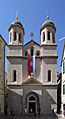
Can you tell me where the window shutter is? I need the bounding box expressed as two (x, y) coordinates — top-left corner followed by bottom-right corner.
(63, 62), (65, 73)
(63, 85), (65, 94)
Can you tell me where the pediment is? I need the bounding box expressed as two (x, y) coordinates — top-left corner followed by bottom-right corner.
(22, 77), (43, 85)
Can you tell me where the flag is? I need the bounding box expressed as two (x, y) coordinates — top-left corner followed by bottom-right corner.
(30, 56), (33, 75)
(28, 55), (30, 76)
(33, 55), (35, 75)
(28, 55), (35, 77)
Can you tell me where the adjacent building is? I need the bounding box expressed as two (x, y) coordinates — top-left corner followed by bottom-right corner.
(57, 72), (61, 114)
(0, 35), (6, 114)
(61, 42), (65, 115)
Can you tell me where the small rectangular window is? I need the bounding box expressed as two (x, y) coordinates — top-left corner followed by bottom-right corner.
(48, 31), (50, 40)
(63, 62), (65, 73)
(63, 85), (65, 94)
(14, 32), (17, 41)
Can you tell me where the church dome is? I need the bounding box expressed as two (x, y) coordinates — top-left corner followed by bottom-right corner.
(40, 17), (56, 34)
(8, 17), (25, 34)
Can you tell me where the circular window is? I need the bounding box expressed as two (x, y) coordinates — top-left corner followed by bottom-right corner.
(25, 51), (28, 56)
(36, 51), (40, 56)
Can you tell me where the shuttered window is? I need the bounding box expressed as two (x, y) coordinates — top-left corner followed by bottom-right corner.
(63, 85), (65, 94)
(63, 62), (65, 73)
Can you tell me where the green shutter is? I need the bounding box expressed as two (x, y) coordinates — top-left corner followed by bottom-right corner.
(63, 62), (65, 73)
(63, 85), (65, 94)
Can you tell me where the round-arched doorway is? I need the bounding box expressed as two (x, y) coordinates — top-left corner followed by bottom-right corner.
(25, 92), (40, 114)
(28, 95), (36, 113)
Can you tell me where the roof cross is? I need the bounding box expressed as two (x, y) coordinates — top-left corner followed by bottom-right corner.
(30, 32), (34, 40)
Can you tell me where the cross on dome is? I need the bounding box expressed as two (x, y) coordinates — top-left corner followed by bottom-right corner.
(46, 10), (49, 20)
(16, 11), (18, 21)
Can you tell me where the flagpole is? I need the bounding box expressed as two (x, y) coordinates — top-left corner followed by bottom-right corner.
(59, 37), (65, 41)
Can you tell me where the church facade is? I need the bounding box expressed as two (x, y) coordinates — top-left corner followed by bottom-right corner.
(6, 16), (58, 115)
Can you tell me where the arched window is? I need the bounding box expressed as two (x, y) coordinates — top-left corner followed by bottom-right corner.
(48, 70), (51, 82)
(13, 70), (16, 82)
(52, 33), (55, 43)
(19, 33), (21, 42)
(25, 50), (28, 56)
(10, 32), (12, 42)
(14, 31), (17, 41)
(48, 31), (50, 40)
(43, 32), (45, 42)
(36, 51), (40, 56)
(31, 47), (33, 56)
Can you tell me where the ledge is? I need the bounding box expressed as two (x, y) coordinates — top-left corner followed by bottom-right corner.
(40, 56), (58, 58)
(7, 56), (23, 59)
(41, 44), (57, 47)
(7, 82), (22, 86)
(43, 83), (58, 86)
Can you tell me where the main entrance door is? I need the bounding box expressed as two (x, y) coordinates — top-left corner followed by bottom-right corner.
(29, 102), (35, 113)
(29, 96), (36, 113)
(25, 92), (39, 114)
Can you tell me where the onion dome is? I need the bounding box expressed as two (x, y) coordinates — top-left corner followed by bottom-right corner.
(40, 16), (56, 34)
(8, 16), (25, 35)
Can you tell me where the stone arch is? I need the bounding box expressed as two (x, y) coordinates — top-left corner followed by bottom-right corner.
(25, 91), (40, 113)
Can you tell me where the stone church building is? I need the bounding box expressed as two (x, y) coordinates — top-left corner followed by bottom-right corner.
(6, 16), (58, 115)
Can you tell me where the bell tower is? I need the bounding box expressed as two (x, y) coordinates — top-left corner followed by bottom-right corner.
(7, 16), (25, 84)
(40, 17), (57, 84)
(8, 16), (25, 45)
(40, 16), (56, 45)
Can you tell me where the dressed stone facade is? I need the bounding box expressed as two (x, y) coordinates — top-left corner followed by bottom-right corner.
(0, 35), (6, 114)
(6, 16), (57, 115)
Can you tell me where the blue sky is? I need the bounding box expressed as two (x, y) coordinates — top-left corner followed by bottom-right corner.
(0, 0), (65, 72)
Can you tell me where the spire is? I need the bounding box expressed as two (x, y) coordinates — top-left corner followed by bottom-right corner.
(30, 32), (34, 40)
(46, 10), (49, 20)
(16, 11), (18, 21)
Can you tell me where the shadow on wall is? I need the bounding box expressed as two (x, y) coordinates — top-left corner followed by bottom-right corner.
(42, 86), (57, 114)
(5, 85), (57, 116)
(5, 87), (23, 115)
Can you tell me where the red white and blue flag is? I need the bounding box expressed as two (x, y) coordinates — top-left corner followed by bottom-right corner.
(28, 55), (35, 78)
